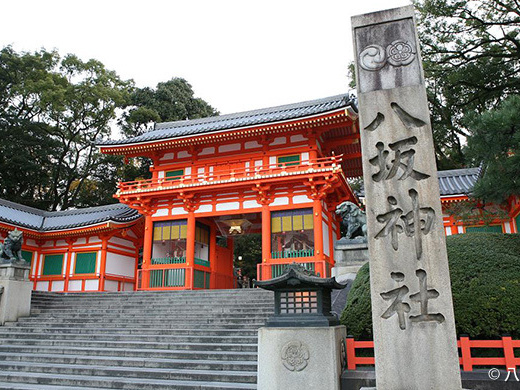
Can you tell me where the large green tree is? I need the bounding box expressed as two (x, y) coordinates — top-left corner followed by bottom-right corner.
(0, 46), (132, 210)
(414, 0), (520, 169)
(120, 77), (218, 138)
(465, 95), (520, 203)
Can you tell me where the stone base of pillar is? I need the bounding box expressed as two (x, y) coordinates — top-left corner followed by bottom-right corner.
(258, 325), (346, 390)
(0, 263), (32, 325)
(332, 241), (369, 278)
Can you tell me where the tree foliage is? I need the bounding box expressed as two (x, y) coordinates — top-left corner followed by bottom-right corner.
(233, 234), (262, 279)
(414, 0), (520, 169)
(0, 46), (132, 210)
(465, 95), (520, 203)
(120, 77), (218, 138)
(340, 233), (520, 340)
(0, 47), (218, 210)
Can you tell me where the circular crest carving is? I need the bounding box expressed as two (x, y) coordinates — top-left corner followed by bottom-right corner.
(386, 40), (416, 67)
(281, 341), (310, 371)
(359, 44), (386, 71)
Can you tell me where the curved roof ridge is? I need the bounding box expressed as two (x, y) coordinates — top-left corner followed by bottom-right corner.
(98, 94), (354, 147)
(0, 198), (141, 232)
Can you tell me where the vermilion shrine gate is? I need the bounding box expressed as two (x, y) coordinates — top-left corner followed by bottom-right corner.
(99, 95), (362, 290)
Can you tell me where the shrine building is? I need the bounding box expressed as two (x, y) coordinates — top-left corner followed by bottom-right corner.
(1, 94), (519, 293)
(99, 95), (362, 290)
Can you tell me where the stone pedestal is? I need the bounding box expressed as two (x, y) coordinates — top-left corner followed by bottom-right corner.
(258, 326), (346, 390)
(332, 241), (369, 278)
(0, 263), (32, 325)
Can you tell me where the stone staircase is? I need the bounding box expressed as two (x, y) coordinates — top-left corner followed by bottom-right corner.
(0, 289), (274, 389)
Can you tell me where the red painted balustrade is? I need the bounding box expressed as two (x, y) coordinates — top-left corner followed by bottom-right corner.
(346, 336), (520, 371)
(116, 155), (344, 195)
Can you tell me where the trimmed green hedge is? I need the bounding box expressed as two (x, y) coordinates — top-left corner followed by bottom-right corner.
(340, 233), (520, 340)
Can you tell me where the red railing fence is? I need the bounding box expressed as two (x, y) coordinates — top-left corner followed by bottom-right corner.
(346, 335), (520, 371)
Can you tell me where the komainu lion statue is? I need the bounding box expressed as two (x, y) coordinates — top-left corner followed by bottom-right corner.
(335, 201), (367, 242)
(0, 229), (26, 264)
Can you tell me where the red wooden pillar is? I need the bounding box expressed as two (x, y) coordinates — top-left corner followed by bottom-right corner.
(261, 203), (271, 281)
(313, 198), (324, 261)
(99, 235), (109, 291)
(186, 211), (196, 289)
(209, 223), (217, 289)
(141, 215), (153, 289)
(63, 238), (76, 292)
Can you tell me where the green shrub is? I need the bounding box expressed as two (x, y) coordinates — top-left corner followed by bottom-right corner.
(340, 233), (520, 340)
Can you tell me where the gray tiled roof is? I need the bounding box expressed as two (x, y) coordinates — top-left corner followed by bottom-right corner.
(0, 199), (141, 232)
(99, 94), (356, 146)
(356, 167), (480, 198)
(438, 167), (480, 196)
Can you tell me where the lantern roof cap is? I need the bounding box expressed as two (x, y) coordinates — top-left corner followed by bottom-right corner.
(254, 262), (347, 291)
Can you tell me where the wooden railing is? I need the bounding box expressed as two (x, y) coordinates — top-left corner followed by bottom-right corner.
(116, 155), (343, 195)
(346, 336), (520, 371)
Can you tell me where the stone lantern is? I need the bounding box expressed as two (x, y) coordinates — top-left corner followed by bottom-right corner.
(255, 262), (346, 327)
(255, 263), (348, 390)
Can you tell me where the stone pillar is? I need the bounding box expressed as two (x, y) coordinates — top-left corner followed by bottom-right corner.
(0, 264), (32, 325)
(352, 6), (462, 389)
(258, 326), (346, 390)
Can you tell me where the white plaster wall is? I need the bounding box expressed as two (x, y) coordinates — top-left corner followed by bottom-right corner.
(243, 200), (261, 209)
(301, 152), (309, 162)
(216, 202), (240, 212)
(104, 280), (119, 292)
(127, 231), (137, 238)
(158, 171), (165, 179)
(51, 280), (65, 292)
(36, 281), (49, 291)
(124, 282), (134, 291)
(68, 280), (82, 291)
(160, 153), (174, 160)
(255, 160), (263, 167)
(89, 237), (102, 243)
(69, 253), (76, 275)
(291, 134), (307, 143)
(199, 147), (215, 156)
(85, 279), (99, 291)
(445, 227), (452, 236)
(152, 209), (169, 217)
(75, 238), (87, 245)
(218, 143), (241, 153)
(178, 150), (191, 159)
(323, 221), (330, 256)
(458, 226), (464, 234)
(110, 237), (134, 248)
(105, 253), (136, 277)
(293, 195), (312, 204)
(270, 137), (286, 146)
(504, 222), (512, 233)
(96, 250), (101, 274)
(171, 207), (188, 216)
(245, 141), (261, 149)
(185, 167), (192, 175)
(269, 156), (277, 166)
(271, 197), (289, 206)
(196, 204), (213, 213)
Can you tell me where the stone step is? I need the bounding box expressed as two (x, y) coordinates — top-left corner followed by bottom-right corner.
(0, 344), (257, 361)
(0, 332), (258, 344)
(0, 361), (257, 384)
(16, 317), (267, 325)
(6, 322), (264, 330)
(25, 311), (272, 319)
(0, 352), (257, 371)
(0, 382), (108, 390)
(0, 371), (256, 389)
(0, 327), (259, 337)
(0, 338), (258, 352)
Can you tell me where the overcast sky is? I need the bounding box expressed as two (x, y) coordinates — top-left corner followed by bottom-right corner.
(1, 0), (411, 115)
